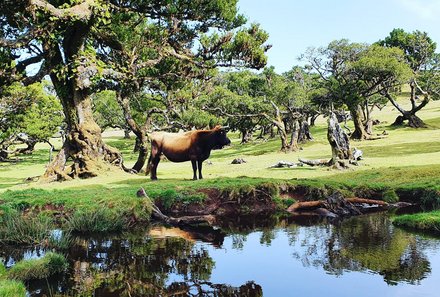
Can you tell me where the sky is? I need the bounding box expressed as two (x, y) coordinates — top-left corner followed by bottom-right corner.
(237, 0), (440, 73)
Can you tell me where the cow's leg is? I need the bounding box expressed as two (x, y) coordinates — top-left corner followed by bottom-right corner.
(150, 157), (160, 180)
(145, 154), (153, 176)
(149, 144), (161, 180)
(191, 160), (198, 180)
(197, 160), (203, 179)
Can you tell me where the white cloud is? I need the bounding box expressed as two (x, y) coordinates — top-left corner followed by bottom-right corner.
(395, 0), (440, 20)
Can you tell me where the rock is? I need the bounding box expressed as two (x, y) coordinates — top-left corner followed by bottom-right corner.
(231, 158), (247, 164)
(136, 187), (148, 198)
(352, 148), (363, 160)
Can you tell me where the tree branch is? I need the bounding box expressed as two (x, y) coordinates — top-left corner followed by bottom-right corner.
(30, 0), (94, 21)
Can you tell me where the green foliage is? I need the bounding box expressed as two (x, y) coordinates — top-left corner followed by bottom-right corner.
(378, 28), (436, 71)
(0, 280), (26, 297)
(8, 252), (68, 281)
(92, 90), (126, 131)
(0, 82), (62, 148)
(304, 40), (410, 111)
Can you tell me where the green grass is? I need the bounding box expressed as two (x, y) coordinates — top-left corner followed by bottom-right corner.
(7, 252), (68, 281)
(0, 212), (54, 245)
(393, 211), (440, 233)
(66, 208), (126, 233)
(0, 280), (26, 297)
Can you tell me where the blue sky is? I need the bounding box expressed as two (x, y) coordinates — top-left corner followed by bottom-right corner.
(238, 0), (440, 73)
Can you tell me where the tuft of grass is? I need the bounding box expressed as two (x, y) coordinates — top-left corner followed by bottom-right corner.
(393, 211), (440, 233)
(0, 212), (54, 245)
(0, 280), (26, 297)
(8, 252), (68, 281)
(383, 189), (399, 203)
(66, 208), (126, 233)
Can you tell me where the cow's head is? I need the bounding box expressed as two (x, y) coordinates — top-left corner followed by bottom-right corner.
(211, 125), (231, 149)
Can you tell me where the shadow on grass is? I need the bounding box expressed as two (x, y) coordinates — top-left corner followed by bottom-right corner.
(362, 141), (440, 158)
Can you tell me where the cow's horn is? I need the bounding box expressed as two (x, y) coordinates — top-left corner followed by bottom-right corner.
(220, 125), (230, 131)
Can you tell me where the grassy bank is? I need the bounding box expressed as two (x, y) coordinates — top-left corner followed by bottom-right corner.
(0, 99), (439, 234)
(393, 211), (440, 233)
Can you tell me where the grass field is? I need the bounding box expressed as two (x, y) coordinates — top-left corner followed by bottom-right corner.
(1, 98), (439, 191)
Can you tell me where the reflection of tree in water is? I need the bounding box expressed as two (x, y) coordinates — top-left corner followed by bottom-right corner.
(64, 231), (262, 297)
(287, 214), (433, 285)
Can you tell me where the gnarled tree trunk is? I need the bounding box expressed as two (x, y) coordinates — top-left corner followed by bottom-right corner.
(240, 129), (253, 144)
(328, 112), (352, 166)
(43, 31), (123, 181)
(385, 82), (429, 128)
(349, 104), (370, 140)
(116, 91), (149, 173)
(44, 89), (123, 181)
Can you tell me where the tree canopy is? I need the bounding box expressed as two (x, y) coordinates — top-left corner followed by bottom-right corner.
(0, 0), (270, 179)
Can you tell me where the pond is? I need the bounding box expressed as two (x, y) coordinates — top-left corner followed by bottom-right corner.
(2, 213), (440, 297)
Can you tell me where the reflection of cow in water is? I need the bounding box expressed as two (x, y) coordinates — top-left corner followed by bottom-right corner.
(146, 126), (231, 180)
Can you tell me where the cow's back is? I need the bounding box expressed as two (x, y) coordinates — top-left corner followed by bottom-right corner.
(150, 131), (195, 162)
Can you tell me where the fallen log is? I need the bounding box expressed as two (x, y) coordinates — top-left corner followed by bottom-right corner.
(345, 197), (389, 207)
(287, 200), (325, 212)
(269, 160), (303, 168)
(298, 158), (330, 167)
(150, 203), (216, 227)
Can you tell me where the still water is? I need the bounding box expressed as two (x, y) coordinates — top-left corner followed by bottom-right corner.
(2, 213), (440, 297)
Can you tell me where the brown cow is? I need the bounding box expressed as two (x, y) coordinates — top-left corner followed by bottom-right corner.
(146, 126), (231, 180)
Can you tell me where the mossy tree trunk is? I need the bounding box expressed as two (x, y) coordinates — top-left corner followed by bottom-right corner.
(43, 27), (122, 181)
(44, 83), (122, 181)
